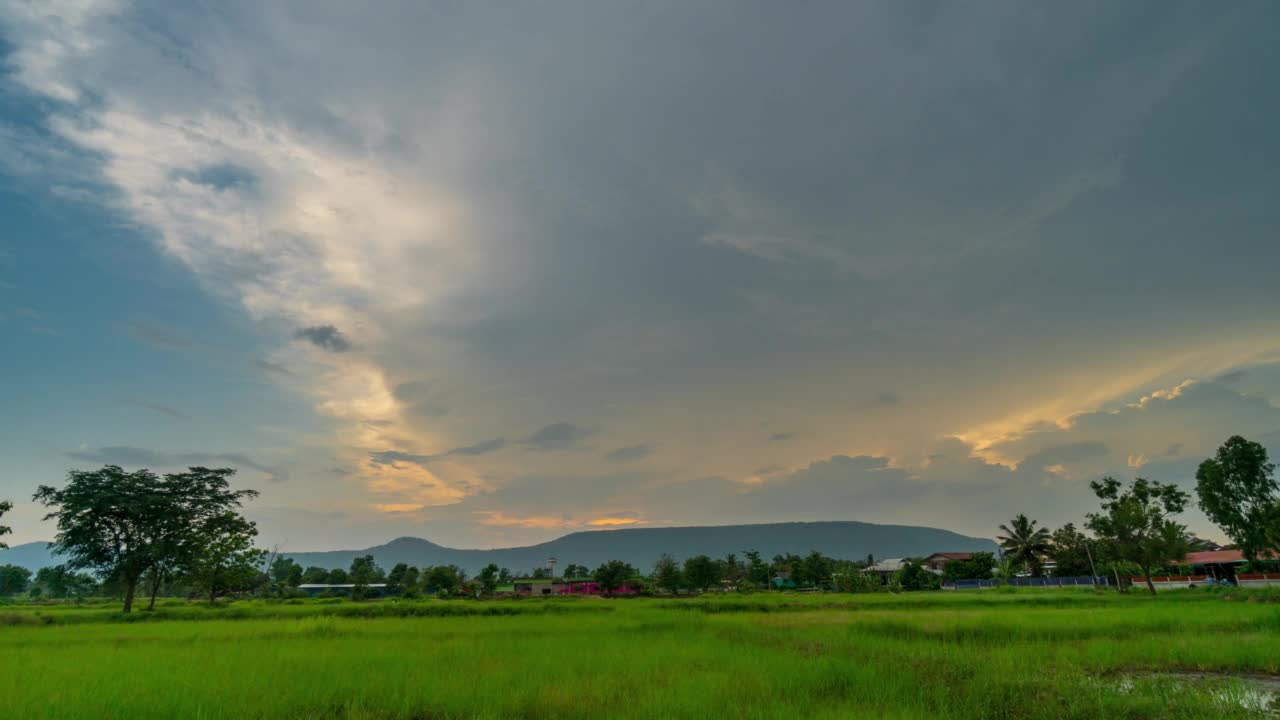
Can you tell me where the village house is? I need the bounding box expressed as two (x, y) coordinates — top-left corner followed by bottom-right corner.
(508, 577), (641, 596)
(923, 552), (973, 574)
(863, 558), (908, 583)
(297, 583), (388, 598)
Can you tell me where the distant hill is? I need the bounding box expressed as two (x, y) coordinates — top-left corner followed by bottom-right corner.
(0, 541), (58, 572)
(2, 521), (997, 575)
(285, 521), (996, 575)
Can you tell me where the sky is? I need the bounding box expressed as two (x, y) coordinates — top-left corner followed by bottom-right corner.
(2, 1), (1279, 551)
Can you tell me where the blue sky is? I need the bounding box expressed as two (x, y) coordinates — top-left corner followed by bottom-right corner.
(2, 1), (1279, 551)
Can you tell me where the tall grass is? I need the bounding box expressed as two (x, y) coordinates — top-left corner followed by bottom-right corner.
(1, 590), (1275, 719)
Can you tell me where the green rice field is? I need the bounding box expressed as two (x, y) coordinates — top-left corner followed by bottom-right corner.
(3, 589), (1279, 719)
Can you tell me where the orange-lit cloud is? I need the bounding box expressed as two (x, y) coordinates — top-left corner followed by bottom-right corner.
(587, 516), (642, 527)
(474, 512), (575, 529)
(374, 503), (425, 513)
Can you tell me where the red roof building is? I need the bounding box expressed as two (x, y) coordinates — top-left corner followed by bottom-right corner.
(1184, 549), (1245, 566)
(924, 552), (974, 573)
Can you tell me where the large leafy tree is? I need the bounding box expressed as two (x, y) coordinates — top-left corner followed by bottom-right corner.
(183, 512), (263, 604)
(800, 551), (834, 588)
(33, 565), (98, 599)
(682, 555), (719, 593)
(301, 566), (330, 584)
(653, 553), (683, 594)
(0, 564), (32, 596)
(423, 565), (460, 596)
(592, 559), (634, 596)
(1195, 435), (1279, 564)
(386, 563), (412, 594)
(893, 561), (937, 591)
(743, 550), (770, 589)
(348, 554), (384, 598)
(34, 466), (166, 612)
(146, 468), (260, 610)
(719, 553), (745, 588)
(997, 514), (1052, 576)
(0, 499), (11, 548)
(477, 563), (500, 597)
(1048, 523), (1097, 578)
(34, 465), (260, 612)
(1086, 476), (1190, 595)
(271, 557), (304, 588)
(940, 552), (996, 583)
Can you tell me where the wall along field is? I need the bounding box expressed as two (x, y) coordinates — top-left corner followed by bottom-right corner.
(2, 590), (1279, 719)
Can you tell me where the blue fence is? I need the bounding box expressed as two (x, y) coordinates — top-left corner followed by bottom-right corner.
(947, 576), (1108, 590)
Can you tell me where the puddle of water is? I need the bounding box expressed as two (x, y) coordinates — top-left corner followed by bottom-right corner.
(1107, 670), (1280, 715)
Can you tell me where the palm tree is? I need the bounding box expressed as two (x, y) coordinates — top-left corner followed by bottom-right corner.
(997, 514), (1052, 576)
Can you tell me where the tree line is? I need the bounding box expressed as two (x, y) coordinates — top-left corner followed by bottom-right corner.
(1, 435), (1276, 606)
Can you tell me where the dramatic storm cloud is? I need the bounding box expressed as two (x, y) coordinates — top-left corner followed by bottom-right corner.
(1, 1), (1278, 549)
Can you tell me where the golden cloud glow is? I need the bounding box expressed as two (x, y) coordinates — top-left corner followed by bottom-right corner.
(374, 503), (425, 513)
(474, 512), (574, 529)
(587, 517), (641, 526)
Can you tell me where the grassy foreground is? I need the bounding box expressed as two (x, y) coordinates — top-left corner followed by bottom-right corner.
(2, 589), (1278, 719)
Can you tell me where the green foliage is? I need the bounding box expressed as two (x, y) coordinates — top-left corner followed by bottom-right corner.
(997, 514), (1052, 576)
(941, 552), (996, 582)
(1195, 435), (1279, 563)
(347, 555), (384, 598)
(0, 498), (11, 549)
(1086, 476), (1190, 595)
(592, 560), (634, 596)
(1048, 523), (1095, 577)
(652, 553), (682, 594)
(743, 550), (770, 589)
(184, 517), (264, 604)
(0, 563), (33, 596)
(477, 564), (499, 597)
(892, 561), (938, 591)
(833, 571), (883, 593)
(33, 465), (260, 612)
(682, 555), (719, 592)
(385, 563), (411, 594)
(270, 557), (303, 587)
(33, 565), (98, 599)
(719, 553), (745, 587)
(300, 566), (330, 584)
(423, 565), (462, 596)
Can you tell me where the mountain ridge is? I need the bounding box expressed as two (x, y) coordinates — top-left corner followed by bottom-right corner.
(1, 521), (997, 574)
(285, 521), (996, 575)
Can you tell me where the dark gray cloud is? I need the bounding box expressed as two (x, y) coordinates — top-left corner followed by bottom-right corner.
(1215, 370), (1247, 384)
(370, 437), (506, 467)
(605, 443), (655, 463)
(295, 325), (351, 353)
(174, 164), (256, 191)
(66, 446), (285, 482)
(253, 358), (294, 376)
(392, 381), (450, 418)
(124, 400), (189, 420)
(448, 437), (507, 456)
(876, 392), (901, 406)
(767, 432), (794, 443)
(1016, 442), (1110, 471)
(122, 322), (192, 349)
(524, 422), (596, 451)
